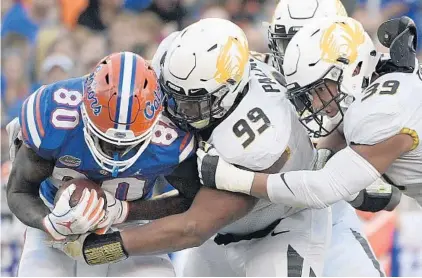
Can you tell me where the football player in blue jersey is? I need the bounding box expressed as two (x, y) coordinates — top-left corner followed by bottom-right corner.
(6, 52), (199, 276)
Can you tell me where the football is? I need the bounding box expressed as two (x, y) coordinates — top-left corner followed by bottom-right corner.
(54, 178), (107, 208)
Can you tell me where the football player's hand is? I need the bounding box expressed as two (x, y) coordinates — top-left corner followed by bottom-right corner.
(196, 141), (254, 195)
(45, 233), (90, 262)
(43, 184), (105, 240)
(94, 191), (129, 235)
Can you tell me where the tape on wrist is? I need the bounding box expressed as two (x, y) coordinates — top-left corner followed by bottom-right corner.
(83, 232), (128, 265)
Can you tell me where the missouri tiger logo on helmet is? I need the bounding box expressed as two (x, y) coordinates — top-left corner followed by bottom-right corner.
(320, 20), (366, 64)
(81, 51), (162, 176)
(214, 36), (249, 84)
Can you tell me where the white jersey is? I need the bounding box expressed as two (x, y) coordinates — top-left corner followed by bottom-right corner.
(344, 70), (422, 204)
(152, 35), (317, 234)
(211, 58), (316, 234)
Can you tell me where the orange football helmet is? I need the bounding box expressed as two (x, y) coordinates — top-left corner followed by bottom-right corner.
(81, 52), (163, 176)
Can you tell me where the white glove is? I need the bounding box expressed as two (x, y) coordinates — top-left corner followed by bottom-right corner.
(95, 191), (129, 234)
(43, 184), (105, 240)
(45, 233), (90, 262)
(196, 141), (255, 195)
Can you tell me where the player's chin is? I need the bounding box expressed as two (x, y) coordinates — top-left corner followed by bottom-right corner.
(326, 110), (338, 118)
(321, 107), (339, 118)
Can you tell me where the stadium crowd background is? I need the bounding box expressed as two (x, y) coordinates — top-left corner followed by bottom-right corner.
(1, 0), (422, 276)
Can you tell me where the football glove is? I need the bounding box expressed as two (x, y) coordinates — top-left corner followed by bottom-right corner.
(95, 191), (129, 235)
(43, 184), (105, 240)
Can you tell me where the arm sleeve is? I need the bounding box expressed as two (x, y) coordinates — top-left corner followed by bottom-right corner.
(164, 155), (201, 199)
(266, 146), (381, 209)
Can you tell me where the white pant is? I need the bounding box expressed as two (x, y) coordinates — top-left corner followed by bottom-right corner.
(173, 208), (331, 277)
(18, 227), (175, 277)
(323, 201), (385, 277)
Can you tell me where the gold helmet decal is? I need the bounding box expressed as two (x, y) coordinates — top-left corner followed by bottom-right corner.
(320, 20), (365, 64)
(214, 36), (249, 84)
(335, 0), (348, 16)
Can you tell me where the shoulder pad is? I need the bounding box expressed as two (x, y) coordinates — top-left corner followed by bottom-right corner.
(344, 80), (403, 146)
(19, 78), (84, 159)
(210, 84), (292, 171)
(152, 115), (196, 164)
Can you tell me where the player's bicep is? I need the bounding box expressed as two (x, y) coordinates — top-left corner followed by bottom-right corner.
(185, 187), (257, 239)
(351, 132), (415, 174)
(7, 144), (54, 196)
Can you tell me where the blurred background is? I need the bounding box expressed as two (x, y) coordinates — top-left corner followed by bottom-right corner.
(1, 0), (422, 276)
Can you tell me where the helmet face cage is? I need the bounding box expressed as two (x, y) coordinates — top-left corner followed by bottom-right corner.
(268, 25), (299, 71)
(287, 67), (347, 138)
(159, 74), (231, 131)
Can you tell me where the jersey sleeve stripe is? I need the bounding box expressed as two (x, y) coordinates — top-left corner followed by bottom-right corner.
(35, 86), (46, 137)
(179, 133), (195, 162)
(179, 132), (191, 151)
(26, 92), (42, 148)
(20, 98), (30, 143)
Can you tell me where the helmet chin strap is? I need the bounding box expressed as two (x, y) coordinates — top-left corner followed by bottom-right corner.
(190, 119), (210, 129)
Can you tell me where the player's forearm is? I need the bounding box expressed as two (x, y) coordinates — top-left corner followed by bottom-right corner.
(126, 196), (193, 221)
(7, 177), (51, 231)
(82, 216), (205, 265)
(81, 187), (256, 265)
(121, 213), (205, 256)
(264, 147), (380, 208)
(7, 190), (50, 231)
(7, 145), (54, 231)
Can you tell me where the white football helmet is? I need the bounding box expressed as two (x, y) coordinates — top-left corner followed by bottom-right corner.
(283, 16), (379, 137)
(268, 0), (348, 72)
(159, 18), (250, 130)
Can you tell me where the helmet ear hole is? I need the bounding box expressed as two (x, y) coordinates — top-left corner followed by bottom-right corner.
(105, 74), (109, 84)
(143, 79), (148, 89)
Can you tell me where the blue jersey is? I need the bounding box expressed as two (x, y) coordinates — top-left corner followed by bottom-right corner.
(19, 77), (196, 205)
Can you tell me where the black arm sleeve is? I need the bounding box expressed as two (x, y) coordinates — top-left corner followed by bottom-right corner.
(349, 186), (402, 212)
(125, 156), (201, 221)
(164, 155), (201, 199)
(6, 144), (55, 231)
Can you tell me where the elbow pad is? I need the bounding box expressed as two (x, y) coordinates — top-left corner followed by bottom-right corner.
(268, 147), (381, 208)
(349, 181), (402, 212)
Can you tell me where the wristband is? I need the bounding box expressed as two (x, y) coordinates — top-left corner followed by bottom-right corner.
(83, 232), (128, 265)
